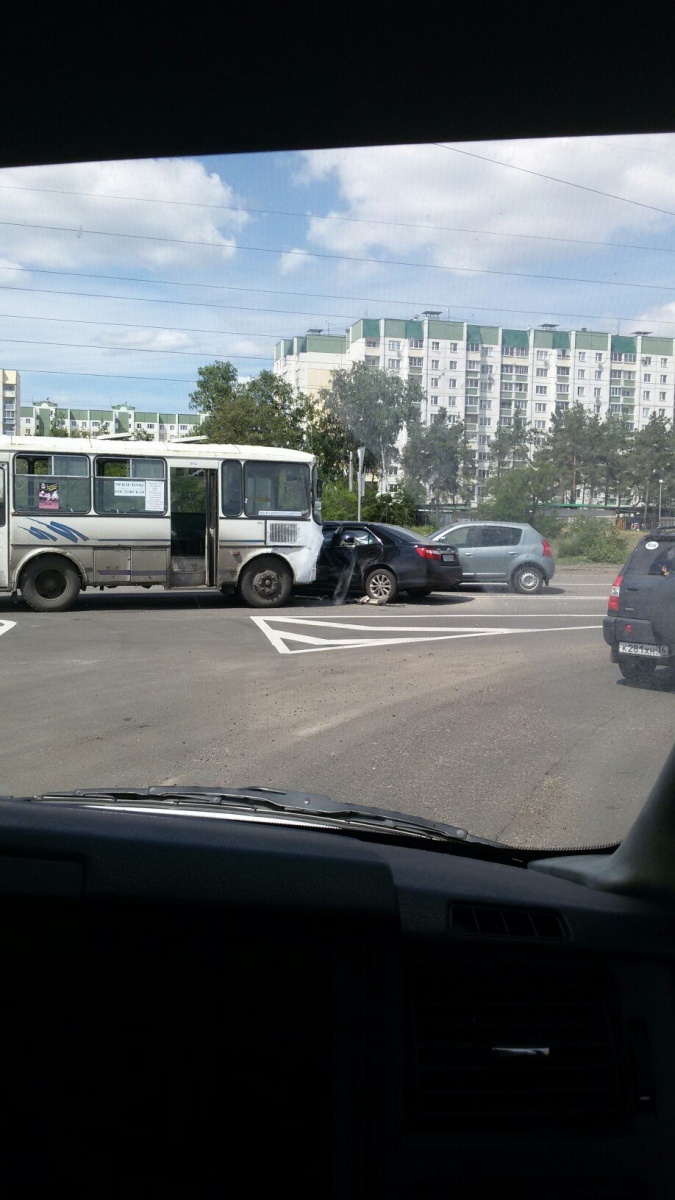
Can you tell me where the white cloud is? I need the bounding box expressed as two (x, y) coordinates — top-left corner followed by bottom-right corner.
(0, 158), (247, 272)
(295, 137), (675, 276)
(93, 328), (194, 353)
(278, 247), (312, 274)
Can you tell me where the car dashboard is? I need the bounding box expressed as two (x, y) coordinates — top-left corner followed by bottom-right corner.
(0, 799), (673, 1199)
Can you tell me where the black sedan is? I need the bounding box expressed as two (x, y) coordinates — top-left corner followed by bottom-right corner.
(307, 521), (462, 603)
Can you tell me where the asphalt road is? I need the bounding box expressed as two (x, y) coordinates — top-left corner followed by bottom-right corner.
(1, 568), (673, 848)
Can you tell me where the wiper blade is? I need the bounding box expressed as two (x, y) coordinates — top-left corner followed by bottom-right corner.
(34, 786), (495, 845)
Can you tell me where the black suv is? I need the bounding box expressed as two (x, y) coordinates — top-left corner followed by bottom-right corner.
(603, 530), (675, 682)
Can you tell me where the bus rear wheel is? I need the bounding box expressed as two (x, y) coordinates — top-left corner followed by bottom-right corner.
(20, 556), (81, 613)
(239, 557), (292, 608)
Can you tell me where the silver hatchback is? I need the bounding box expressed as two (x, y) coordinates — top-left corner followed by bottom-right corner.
(430, 521), (555, 593)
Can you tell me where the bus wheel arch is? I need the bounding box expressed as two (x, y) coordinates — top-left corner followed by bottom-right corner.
(238, 554), (293, 608)
(18, 552), (84, 613)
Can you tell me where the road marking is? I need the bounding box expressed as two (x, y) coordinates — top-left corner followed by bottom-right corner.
(0, 620), (15, 638)
(251, 615), (601, 656)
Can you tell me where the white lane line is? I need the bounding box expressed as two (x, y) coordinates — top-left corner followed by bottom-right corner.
(0, 620), (16, 638)
(251, 616), (601, 656)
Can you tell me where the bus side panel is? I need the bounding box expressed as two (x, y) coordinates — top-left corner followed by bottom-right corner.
(11, 517), (171, 588)
(217, 518), (266, 587)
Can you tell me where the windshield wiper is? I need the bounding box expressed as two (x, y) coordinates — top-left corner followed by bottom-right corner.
(32, 785), (498, 846)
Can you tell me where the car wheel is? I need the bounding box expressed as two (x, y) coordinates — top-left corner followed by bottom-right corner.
(511, 565), (544, 595)
(20, 555), (81, 613)
(365, 567), (398, 603)
(406, 587), (432, 598)
(618, 657), (658, 684)
(239, 557), (292, 608)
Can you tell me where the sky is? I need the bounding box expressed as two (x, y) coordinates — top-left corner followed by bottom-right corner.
(3, 134), (675, 414)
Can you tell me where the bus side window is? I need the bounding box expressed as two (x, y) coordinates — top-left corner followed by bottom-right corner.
(0, 468), (5, 526)
(222, 461), (243, 517)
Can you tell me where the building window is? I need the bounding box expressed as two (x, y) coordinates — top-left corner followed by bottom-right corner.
(626, 353), (637, 362)
(662, 358), (669, 367)
(595, 370), (602, 379)
(479, 417), (491, 426)
(387, 359), (400, 370)
(610, 387), (621, 397)
(660, 391), (667, 401)
(610, 403), (621, 413)
(556, 349), (570, 358)
(535, 386), (547, 396)
(595, 352), (603, 362)
(408, 357), (423, 368)
(642, 407), (650, 417)
(479, 400), (492, 410)
(478, 434), (490, 445)
(502, 364), (513, 375)
(180, 425), (188, 431)
(556, 384), (569, 394)
(431, 359), (439, 369)
(535, 402), (547, 412)
(644, 373), (651, 382)
(446, 395), (456, 405)
(594, 388), (601, 399)
(642, 356), (652, 365)
(534, 419), (546, 429)
(535, 367), (547, 377)
(660, 374), (667, 384)
(92, 420), (100, 428)
(429, 413), (437, 423)
(409, 338), (423, 349)
(536, 350), (548, 361)
(388, 340), (400, 351)
(577, 387), (585, 397)
(578, 369), (585, 378)
(431, 340), (440, 351)
(430, 396), (438, 405)
(447, 379), (456, 389)
(430, 377), (440, 388)
(147, 423), (155, 429)
(365, 356), (379, 365)
(557, 367), (570, 377)
(643, 391), (650, 401)
(578, 352), (586, 361)
(660, 408), (666, 416)
(365, 339), (379, 347)
(449, 342), (458, 352)
(467, 342), (480, 352)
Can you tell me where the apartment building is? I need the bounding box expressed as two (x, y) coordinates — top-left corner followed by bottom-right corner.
(19, 401), (204, 440)
(1, 370), (20, 435)
(275, 316), (675, 489)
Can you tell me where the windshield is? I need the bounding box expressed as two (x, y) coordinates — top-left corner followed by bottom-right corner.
(2, 133), (675, 849)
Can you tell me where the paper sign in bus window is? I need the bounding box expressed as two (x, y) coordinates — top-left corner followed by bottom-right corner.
(145, 480), (165, 510)
(114, 480), (146, 496)
(38, 482), (60, 510)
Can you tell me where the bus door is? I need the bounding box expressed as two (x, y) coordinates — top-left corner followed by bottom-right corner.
(0, 465), (7, 590)
(169, 466), (219, 588)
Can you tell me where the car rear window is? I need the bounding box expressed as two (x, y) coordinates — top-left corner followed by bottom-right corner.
(625, 538), (675, 576)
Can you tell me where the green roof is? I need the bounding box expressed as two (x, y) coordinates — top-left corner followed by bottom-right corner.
(405, 320), (423, 340)
(501, 328), (529, 349)
(552, 331), (571, 350)
(427, 321), (464, 340)
(384, 319), (406, 338)
(641, 337), (673, 356)
(575, 331), (609, 351)
(305, 334), (346, 355)
(466, 324), (499, 345)
(611, 335), (637, 354)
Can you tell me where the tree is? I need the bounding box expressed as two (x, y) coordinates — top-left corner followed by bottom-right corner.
(401, 410), (464, 502)
(132, 428), (154, 442)
(303, 406), (359, 482)
(478, 463), (560, 535)
(626, 414), (674, 517)
(319, 362), (422, 489)
(545, 402), (592, 503)
(190, 362), (307, 448)
(49, 411), (68, 437)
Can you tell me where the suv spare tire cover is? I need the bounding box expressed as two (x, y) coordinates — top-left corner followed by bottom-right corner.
(646, 574), (675, 645)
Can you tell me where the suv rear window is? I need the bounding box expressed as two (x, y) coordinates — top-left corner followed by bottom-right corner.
(625, 538), (675, 577)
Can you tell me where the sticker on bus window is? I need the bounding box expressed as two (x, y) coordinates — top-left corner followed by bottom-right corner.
(145, 481), (165, 510)
(114, 480), (146, 496)
(259, 510), (305, 517)
(38, 482), (60, 510)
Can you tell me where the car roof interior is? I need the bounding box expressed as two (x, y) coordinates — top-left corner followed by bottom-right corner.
(3, 5), (675, 1198)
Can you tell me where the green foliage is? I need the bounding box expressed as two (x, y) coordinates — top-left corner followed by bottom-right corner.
(401, 411), (474, 503)
(132, 428), (155, 441)
(319, 362), (422, 486)
(170, 470), (206, 513)
(478, 464), (561, 537)
(320, 479), (359, 521)
(303, 406), (360, 482)
(362, 484), (419, 527)
(190, 362), (307, 448)
(557, 514), (628, 563)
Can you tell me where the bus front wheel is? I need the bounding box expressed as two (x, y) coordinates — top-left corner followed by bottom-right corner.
(239, 557), (292, 608)
(20, 556), (81, 613)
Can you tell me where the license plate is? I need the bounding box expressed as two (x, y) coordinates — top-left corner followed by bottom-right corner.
(442, 554), (456, 563)
(619, 642), (669, 658)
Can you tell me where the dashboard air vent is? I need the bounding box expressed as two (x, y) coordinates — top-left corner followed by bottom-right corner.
(408, 962), (623, 1131)
(450, 904), (567, 940)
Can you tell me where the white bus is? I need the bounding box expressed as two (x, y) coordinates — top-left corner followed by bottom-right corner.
(0, 437), (324, 611)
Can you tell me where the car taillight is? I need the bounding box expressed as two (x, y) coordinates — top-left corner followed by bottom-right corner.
(542, 538), (553, 557)
(416, 546), (442, 561)
(608, 574), (622, 612)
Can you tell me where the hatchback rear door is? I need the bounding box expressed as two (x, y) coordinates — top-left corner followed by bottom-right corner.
(470, 525), (523, 582)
